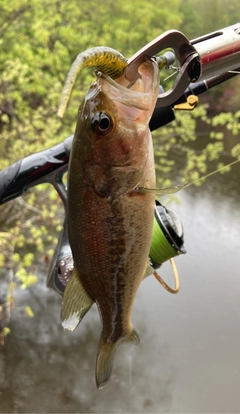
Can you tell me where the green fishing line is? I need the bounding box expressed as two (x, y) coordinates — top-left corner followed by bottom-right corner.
(149, 216), (179, 265)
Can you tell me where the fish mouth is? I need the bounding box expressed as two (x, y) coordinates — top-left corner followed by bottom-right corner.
(95, 59), (159, 112)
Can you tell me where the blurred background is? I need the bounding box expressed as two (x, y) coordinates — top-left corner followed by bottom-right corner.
(0, 0), (240, 412)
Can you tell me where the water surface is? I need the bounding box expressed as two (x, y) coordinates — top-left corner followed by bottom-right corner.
(1, 159), (240, 413)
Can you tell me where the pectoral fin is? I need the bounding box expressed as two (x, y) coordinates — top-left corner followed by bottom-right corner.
(61, 267), (94, 331)
(137, 184), (186, 195)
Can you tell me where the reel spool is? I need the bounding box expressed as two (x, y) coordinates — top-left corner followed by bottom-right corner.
(147, 201), (186, 293)
(150, 200), (185, 268)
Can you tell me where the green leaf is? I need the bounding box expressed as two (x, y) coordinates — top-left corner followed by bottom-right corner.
(3, 327), (11, 337)
(25, 306), (34, 318)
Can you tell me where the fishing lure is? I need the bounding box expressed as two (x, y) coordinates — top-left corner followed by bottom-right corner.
(57, 46), (127, 118)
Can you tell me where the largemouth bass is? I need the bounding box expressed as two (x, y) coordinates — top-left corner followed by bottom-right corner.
(61, 58), (159, 388)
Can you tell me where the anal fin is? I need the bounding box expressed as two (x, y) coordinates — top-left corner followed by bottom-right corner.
(123, 329), (140, 345)
(61, 267), (94, 331)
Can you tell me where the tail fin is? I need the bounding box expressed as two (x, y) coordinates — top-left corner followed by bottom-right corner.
(96, 329), (140, 389)
(95, 338), (118, 389)
(61, 267), (94, 330)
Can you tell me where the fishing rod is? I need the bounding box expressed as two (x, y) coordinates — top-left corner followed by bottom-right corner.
(0, 23), (240, 295)
(1, 64), (239, 207)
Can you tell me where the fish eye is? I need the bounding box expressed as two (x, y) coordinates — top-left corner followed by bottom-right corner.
(91, 112), (113, 136)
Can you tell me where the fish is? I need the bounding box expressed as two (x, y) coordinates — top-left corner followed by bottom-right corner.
(61, 58), (159, 389)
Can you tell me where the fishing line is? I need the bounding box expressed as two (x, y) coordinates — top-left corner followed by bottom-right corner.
(150, 221), (178, 263)
(163, 70), (178, 82)
(150, 228), (180, 294)
(138, 157), (240, 196)
(182, 157), (240, 190)
(153, 259), (180, 294)
(150, 209), (184, 265)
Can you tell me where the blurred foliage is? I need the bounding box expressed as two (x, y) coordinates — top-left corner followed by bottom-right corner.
(0, 0), (240, 341)
(154, 105), (240, 194)
(178, 0), (240, 38)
